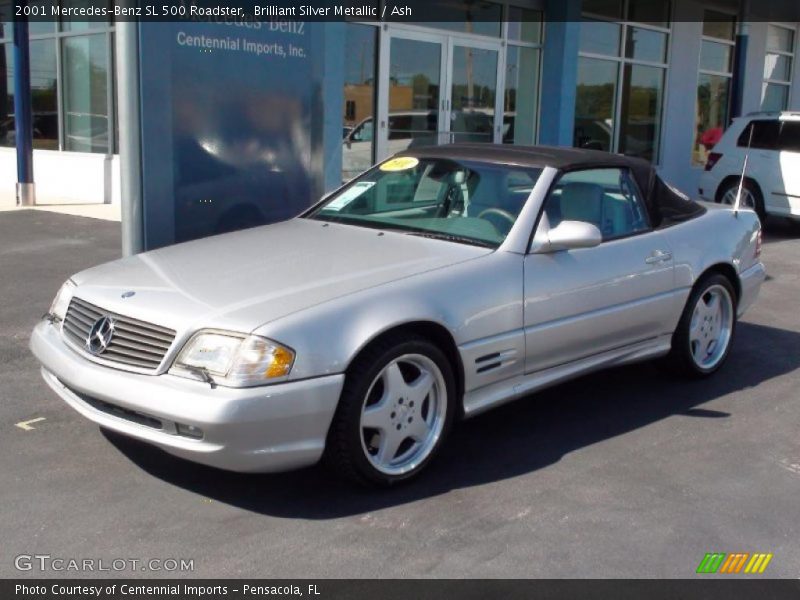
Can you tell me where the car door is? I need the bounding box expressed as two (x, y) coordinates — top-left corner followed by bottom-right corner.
(523, 167), (676, 374)
(775, 120), (800, 214)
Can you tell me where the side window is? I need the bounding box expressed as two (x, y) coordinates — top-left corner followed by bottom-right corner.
(544, 168), (650, 241)
(738, 120), (780, 150)
(777, 121), (800, 152)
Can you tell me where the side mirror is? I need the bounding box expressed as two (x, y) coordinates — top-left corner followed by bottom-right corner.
(539, 220), (602, 253)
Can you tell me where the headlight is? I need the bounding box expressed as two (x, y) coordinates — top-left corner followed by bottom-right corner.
(48, 279), (76, 321)
(172, 331), (295, 387)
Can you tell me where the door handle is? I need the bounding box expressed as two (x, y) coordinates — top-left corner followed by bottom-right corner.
(645, 250), (672, 264)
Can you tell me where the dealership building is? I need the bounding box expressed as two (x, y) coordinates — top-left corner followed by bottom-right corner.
(1, 0), (799, 252)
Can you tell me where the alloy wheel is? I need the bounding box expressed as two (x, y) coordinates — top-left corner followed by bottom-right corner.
(689, 284), (734, 370)
(359, 354), (447, 476)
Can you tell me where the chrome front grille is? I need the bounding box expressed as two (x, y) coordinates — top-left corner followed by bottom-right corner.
(62, 296), (176, 371)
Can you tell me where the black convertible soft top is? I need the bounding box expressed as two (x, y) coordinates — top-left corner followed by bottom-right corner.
(402, 144), (706, 229)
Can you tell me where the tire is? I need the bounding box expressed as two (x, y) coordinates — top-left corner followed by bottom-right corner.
(665, 273), (737, 378)
(324, 333), (456, 486)
(717, 179), (766, 223)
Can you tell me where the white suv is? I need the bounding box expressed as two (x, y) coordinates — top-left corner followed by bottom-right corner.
(699, 111), (800, 222)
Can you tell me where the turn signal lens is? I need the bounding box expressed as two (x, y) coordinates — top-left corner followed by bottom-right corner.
(266, 346), (295, 378)
(755, 229), (762, 258)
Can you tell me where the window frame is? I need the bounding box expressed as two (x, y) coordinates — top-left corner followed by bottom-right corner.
(762, 23), (796, 111)
(577, 0), (672, 164)
(536, 166), (653, 246)
(1, 20), (116, 155)
(502, 4), (544, 145)
(692, 8), (737, 168)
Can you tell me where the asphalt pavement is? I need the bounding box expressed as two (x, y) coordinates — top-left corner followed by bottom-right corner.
(1, 209), (798, 578)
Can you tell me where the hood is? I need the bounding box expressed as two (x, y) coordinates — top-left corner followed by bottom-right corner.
(71, 219), (490, 333)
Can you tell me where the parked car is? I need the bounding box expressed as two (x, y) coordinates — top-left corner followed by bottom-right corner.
(31, 145), (765, 486)
(699, 111), (800, 222)
(342, 111), (437, 182)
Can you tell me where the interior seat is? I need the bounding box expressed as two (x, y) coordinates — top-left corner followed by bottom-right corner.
(558, 182), (604, 230)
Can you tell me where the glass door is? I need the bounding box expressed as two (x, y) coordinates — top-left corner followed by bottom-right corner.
(375, 29), (504, 163)
(376, 32), (448, 162)
(447, 39), (502, 144)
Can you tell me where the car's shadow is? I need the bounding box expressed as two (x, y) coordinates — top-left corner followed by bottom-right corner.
(103, 322), (800, 518)
(763, 217), (799, 242)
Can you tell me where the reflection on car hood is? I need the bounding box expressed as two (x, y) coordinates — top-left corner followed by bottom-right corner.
(71, 219), (491, 333)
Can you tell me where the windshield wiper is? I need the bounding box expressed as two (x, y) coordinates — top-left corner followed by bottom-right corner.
(402, 231), (495, 248)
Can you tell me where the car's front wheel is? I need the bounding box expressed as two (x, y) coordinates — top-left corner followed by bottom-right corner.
(324, 334), (455, 486)
(666, 274), (737, 377)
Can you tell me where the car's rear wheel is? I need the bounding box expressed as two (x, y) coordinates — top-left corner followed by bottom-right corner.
(324, 334), (455, 486)
(666, 274), (737, 377)
(717, 179), (766, 222)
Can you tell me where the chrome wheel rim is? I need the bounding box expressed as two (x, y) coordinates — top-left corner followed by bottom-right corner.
(689, 284), (734, 370)
(721, 187), (756, 209)
(360, 354), (447, 476)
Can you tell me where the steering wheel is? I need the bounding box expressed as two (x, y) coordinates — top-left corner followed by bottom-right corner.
(476, 207), (516, 233)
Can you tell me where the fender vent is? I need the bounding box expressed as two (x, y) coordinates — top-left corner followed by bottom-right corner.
(475, 349), (517, 374)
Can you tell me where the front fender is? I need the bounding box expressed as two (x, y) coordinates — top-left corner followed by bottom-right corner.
(254, 252), (524, 383)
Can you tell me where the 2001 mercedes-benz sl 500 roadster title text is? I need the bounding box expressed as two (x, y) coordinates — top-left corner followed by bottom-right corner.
(31, 145), (765, 486)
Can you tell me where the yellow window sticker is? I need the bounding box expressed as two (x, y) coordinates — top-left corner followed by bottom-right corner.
(379, 156), (419, 172)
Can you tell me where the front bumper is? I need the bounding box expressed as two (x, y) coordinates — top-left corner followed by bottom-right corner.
(30, 320), (344, 473)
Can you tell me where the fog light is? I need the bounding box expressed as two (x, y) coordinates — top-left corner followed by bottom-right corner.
(176, 423), (204, 439)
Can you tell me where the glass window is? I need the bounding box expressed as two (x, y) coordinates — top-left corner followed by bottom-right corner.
(618, 63), (665, 162)
(546, 168), (650, 240)
(625, 27), (667, 63)
(63, 34), (109, 153)
(738, 120), (780, 150)
(574, 57), (618, 152)
(580, 19), (622, 57)
(778, 122), (800, 152)
(450, 45), (497, 144)
(307, 158), (543, 248)
(626, 0), (670, 27)
(702, 12), (736, 41)
(341, 24), (377, 183)
(694, 74), (730, 165)
(767, 24), (794, 53)
(387, 38), (440, 150)
(576, 1), (671, 163)
(507, 8), (542, 44)
(30, 39), (58, 150)
(761, 83), (790, 112)
(764, 53), (792, 82)
(761, 25), (793, 111)
(503, 45), (539, 144)
(700, 41), (732, 73)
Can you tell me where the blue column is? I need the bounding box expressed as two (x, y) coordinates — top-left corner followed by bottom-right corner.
(13, 8), (35, 205)
(538, 0), (581, 147)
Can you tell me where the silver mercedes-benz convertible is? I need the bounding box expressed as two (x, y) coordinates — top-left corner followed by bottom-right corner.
(31, 145), (765, 486)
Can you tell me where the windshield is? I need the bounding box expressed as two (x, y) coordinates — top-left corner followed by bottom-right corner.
(304, 157), (542, 248)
